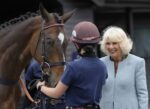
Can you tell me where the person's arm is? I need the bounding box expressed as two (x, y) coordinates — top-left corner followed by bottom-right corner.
(135, 59), (149, 109)
(37, 81), (68, 98)
(36, 63), (73, 98)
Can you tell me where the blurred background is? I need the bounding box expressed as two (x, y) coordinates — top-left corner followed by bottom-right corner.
(0, 0), (149, 108)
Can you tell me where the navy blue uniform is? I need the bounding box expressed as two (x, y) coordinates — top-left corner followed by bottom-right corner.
(71, 51), (80, 61)
(61, 57), (107, 107)
(25, 59), (42, 83)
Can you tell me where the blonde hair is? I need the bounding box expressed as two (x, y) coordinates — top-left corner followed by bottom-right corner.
(100, 26), (133, 55)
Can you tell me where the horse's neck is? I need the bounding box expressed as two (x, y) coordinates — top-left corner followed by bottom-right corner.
(0, 17), (41, 53)
(18, 16), (42, 69)
(0, 29), (11, 41)
(0, 16), (42, 79)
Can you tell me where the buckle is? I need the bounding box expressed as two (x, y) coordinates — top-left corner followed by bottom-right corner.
(66, 104), (100, 109)
(66, 106), (85, 109)
(66, 106), (73, 109)
(50, 99), (63, 105)
(85, 104), (100, 109)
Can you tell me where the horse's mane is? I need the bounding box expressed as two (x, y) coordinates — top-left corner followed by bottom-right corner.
(0, 11), (40, 30)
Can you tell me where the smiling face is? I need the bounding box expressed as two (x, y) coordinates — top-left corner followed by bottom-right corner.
(105, 39), (123, 61)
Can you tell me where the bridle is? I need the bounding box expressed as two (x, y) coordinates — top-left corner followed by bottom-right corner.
(27, 20), (67, 90)
(35, 20), (66, 74)
(0, 20), (67, 86)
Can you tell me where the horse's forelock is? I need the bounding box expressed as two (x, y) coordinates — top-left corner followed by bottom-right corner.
(53, 13), (61, 22)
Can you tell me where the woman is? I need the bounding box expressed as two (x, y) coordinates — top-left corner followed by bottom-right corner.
(36, 21), (108, 109)
(100, 26), (148, 109)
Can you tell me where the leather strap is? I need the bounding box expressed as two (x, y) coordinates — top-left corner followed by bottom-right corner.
(19, 78), (36, 103)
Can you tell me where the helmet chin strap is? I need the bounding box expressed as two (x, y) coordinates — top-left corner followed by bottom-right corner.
(74, 43), (84, 56)
(80, 49), (86, 55)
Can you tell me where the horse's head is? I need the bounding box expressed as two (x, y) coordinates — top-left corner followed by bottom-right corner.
(29, 4), (74, 86)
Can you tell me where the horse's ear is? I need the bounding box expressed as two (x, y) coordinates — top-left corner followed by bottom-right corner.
(61, 9), (76, 23)
(39, 3), (50, 22)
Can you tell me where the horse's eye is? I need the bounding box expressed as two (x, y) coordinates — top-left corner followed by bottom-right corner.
(46, 38), (54, 46)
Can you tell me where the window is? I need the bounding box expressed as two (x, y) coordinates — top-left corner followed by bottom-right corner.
(132, 11), (150, 58)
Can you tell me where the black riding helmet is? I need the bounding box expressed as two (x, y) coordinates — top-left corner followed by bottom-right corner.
(70, 21), (101, 44)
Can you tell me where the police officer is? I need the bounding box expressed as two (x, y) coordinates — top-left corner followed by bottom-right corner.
(36, 21), (108, 109)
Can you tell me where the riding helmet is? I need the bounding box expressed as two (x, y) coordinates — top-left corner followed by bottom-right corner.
(70, 21), (100, 44)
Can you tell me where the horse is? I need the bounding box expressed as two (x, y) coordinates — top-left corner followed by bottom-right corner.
(0, 4), (74, 109)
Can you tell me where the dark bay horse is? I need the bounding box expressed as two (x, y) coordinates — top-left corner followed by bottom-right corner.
(0, 4), (74, 109)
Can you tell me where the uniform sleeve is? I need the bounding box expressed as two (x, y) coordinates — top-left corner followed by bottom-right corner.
(33, 64), (42, 79)
(25, 64), (34, 81)
(135, 59), (149, 109)
(61, 64), (75, 86)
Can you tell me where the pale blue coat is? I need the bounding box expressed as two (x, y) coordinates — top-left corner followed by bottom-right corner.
(100, 54), (148, 109)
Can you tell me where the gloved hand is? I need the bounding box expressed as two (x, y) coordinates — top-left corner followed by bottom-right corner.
(41, 74), (49, 82)
(36, 80), (45, 91)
